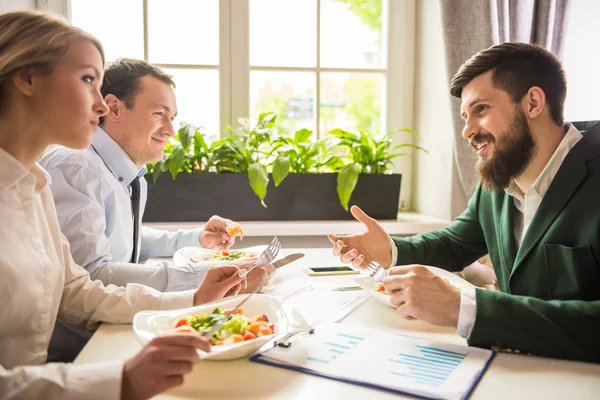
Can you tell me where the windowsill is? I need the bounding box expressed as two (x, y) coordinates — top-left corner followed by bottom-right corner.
(143, 212), (450, 237)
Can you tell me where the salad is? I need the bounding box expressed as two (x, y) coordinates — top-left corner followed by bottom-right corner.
(189, 250), (257, 263)
(172, 307), (275, 346)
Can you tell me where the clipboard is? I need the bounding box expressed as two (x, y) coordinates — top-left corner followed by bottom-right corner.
(250, 323), (496, 400)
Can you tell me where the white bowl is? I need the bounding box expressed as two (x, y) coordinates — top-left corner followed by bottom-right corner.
(133, 294), (310, 360)
(173, 245), (268, 267)
(353, 265), (476, 308)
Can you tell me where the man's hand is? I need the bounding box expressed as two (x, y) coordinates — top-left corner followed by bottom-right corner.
(328, 205), (392, 269)
(121, 333), (209, 400)
(200, 215), (235, 249)
(193, 265), (245, 305)
(384, 265), (461, 327)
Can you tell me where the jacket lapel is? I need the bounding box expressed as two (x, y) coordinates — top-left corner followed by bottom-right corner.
(498, 194), (517, 279)
(511, 125), (600, 278)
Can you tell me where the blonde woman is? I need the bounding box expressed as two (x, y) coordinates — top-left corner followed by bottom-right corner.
(0, 11), (246, 400)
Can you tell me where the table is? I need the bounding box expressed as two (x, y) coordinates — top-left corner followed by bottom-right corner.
(75, 248), (600, 400)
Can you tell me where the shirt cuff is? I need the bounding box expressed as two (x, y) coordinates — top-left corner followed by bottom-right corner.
(388, 236), (398, 268)
(64, 360), (124, 400)
(161, 261), (210, 292)
(178, 228), (203, 249)
(456, 286), (477, 338)
(158, 289), (195, 310)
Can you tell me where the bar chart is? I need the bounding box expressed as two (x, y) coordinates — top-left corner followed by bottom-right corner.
(306, 332), (365, 364)
(388, 345), (467, 387)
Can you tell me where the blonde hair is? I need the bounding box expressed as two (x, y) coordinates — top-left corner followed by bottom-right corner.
(0, 11), (104, 105)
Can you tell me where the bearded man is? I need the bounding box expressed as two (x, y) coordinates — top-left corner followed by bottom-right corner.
(326, 42), (600, 363)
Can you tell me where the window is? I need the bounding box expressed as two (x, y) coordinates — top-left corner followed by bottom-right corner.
(563, 2), (600, 123)
(70, 0), (221, 139)
(248, 0), (386, 137)
(70, 0), (415, 208)
(70, 0), (402, 138)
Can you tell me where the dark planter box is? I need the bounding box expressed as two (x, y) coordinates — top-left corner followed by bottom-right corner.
(144, 173), (401, 222)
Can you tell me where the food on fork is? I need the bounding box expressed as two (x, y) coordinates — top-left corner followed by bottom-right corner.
(373, 278), (454, 295)
(374, 281), (387, 294)
(227, 222), (244, 240)
(173, 307), (275, 346)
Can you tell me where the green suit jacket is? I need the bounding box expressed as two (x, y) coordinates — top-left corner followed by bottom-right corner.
(393, 123), (600, 363)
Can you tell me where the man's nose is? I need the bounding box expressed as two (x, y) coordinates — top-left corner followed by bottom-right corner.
(165, 120), (176, 137)
(461, 118), (477, 141)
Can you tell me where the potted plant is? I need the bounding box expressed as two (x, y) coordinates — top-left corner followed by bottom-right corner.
(144, 113), (427, 222)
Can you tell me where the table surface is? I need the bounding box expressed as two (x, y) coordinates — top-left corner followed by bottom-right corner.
(74, 248), (600, 400)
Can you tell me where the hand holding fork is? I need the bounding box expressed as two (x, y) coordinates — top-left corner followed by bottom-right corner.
(236, 237), (281, 289)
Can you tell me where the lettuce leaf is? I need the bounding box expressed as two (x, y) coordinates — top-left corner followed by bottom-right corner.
(215, 315), (249, 338)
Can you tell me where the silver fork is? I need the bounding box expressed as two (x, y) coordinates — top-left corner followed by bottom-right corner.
(365, 260), (387, 282)
(237, 236), (281, 278)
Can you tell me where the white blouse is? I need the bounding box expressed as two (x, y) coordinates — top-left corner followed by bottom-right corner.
(0, 148), (195, 399)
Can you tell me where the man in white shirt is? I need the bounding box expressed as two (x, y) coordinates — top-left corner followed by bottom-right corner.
(40, 58), (275, 361)
(327, 43), (600, 363)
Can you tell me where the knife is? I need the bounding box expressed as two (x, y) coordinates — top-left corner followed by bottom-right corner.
(272, 253), (304, 269)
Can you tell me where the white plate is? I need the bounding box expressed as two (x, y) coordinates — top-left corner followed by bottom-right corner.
(133, 294), (310, 360)
(173, 245), (267, 267)
(353, 266), (476, 308)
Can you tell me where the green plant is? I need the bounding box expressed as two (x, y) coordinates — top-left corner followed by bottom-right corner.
(146, 112), (427, 212)
(270, 128), (344, 186)
(214, 113), (277, 206)
(146, 123), (211, 183)
(327, 128), (429, 210)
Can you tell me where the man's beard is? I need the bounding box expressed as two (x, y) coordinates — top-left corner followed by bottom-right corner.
(474, 108), (536, 192)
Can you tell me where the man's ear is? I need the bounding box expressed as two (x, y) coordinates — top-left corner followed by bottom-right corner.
(10, 68), (37, 97)
(523, 86), (546, 120)
(103, 94), (122, 122)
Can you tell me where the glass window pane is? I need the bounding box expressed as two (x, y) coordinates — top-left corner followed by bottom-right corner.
(250, 0), (317, 67)
(250, 71), (315, 135)
(71, 0), (144, 62)
(148, 0), (219, 65)
(563, 2), (600, 122)
(320, 0), (384, 68)
(164, 69), (220, 141)
(320, 72), (384, 135)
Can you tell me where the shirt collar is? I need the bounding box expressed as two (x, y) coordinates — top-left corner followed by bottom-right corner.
(91, 126), (146, 186)
(506, 123), (583, 201)
(0, 147), (51, 192)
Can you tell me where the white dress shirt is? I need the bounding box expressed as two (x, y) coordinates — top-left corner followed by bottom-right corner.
(0, 147), (194, 400)
(390, 124), (583, 338)
(39, 127), (208, 292)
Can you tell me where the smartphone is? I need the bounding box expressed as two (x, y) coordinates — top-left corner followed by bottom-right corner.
(303, 266), (359, 276)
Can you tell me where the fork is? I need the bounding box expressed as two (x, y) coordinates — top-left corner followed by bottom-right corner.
(237, 236), (281, 278)
(365, 260), (388, 282)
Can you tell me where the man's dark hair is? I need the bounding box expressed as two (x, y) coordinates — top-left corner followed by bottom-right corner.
(450, 42), (566, 126)
(99, 58), (175, 124)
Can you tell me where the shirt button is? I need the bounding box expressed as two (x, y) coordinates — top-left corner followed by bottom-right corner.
(118, 177), (124, 182)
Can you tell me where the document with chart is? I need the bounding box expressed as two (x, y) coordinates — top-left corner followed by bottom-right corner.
(251, 322), (495, 400)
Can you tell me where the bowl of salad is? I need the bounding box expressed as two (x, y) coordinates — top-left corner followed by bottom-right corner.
(133, 294), (310, 360)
